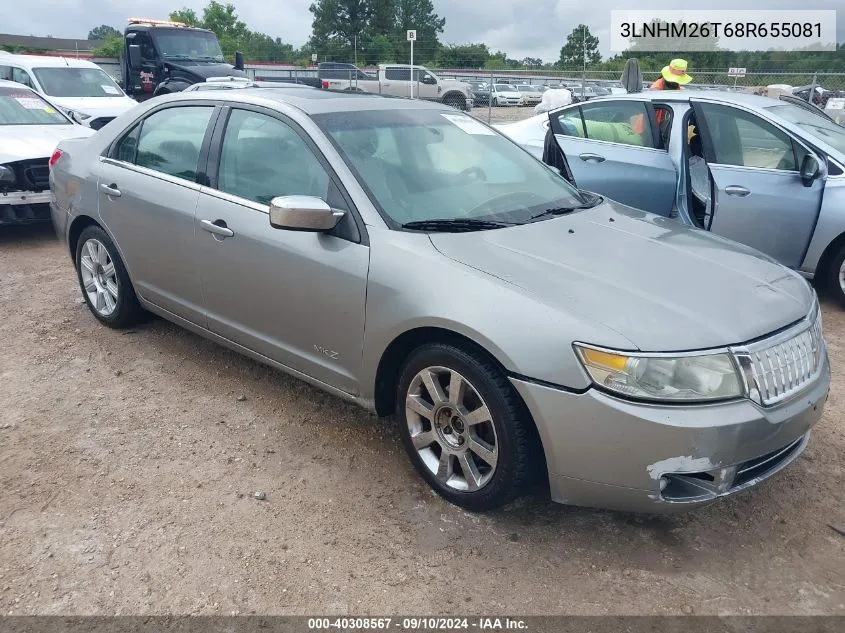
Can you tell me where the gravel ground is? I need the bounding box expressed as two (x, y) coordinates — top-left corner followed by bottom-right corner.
(475, 105), (537, 125)
(1, 223), (844, 616)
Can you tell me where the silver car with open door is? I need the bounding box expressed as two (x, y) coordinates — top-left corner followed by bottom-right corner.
(499, 91), (845, 306)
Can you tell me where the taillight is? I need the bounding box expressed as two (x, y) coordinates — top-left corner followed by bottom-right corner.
(322, 80), (329, 90)
(49, 149), (63, 169)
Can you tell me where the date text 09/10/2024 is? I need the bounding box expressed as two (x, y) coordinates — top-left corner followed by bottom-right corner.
(307, 617), (528, 631)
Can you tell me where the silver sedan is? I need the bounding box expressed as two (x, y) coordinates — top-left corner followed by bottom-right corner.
(49, 88), (829, 513)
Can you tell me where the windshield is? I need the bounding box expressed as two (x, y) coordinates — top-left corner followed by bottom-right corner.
(152, 29), (224, 62)
(0, 87), (70, 125)
(495, 84), (515, 92)
(517, 86), (533, 92)
(32, 67), (123, 98)
(767, 103), (845, 155)
(315, 109), (588, 228)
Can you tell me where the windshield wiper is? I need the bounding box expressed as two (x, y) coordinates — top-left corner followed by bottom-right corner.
(528, 193), (603, 222)
(401, 218), (513, 232)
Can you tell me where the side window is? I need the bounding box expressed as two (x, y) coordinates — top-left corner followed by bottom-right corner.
(111, 122), (142, 163)
(385, 67), (409, 81)
(10, 67), (35, 89)
(653, 104), (673, 149)
(699, 103), (797, 171)
(0, 66), (11, 81)
(579, 101), (654, 148)
(217, 109), (330, 206)
(553, 107), (586, 138)
(134, 106), (214, 181)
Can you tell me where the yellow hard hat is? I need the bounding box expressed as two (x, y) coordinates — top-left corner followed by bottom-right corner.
(661, 58), (693, 85)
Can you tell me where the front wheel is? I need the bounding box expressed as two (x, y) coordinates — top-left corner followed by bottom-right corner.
(75, 225), (143, 328)
(395, 343), (534, 511)
(826, 242), (845, 308)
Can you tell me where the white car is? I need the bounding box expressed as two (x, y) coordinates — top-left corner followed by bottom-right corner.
(490, 84), (524, 107)
(0, 52), (137, 129)
(514, 84), (543, 106)
(0, 80), (94, 225)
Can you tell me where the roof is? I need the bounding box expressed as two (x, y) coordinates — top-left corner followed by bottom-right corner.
(0, 79), (35, 90)
(589, 89), (783, 109)
(0, 52), (101, 69)
(0, 33), (103, 52)
(164, 87), (449, 115)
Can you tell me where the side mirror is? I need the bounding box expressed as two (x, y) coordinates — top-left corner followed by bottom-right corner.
(234, 51), (245, 71)
(269, 196), (344, 232)
(422, 75), (436, 85)
(800, 154), (821, 187)
(128, 44), (142, 69)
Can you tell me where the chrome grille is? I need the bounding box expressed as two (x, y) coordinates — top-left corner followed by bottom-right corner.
(733, 306), (824, 407)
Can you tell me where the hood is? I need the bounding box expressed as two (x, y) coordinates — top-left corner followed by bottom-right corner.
(49, 95), (137, 118)
(429, 201), (813, 351)
(165, 60), (246, 81)
(0, 124), (95, 164)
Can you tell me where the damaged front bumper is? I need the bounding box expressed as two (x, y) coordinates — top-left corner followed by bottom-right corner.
(510, 351), (830, 513)
(1, 191), (52, 225)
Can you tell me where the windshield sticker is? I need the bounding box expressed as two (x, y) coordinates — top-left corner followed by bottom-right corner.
(43, 107), (56, 114)
(13, 96), (46, 110)
(440, 113), (496, 135)
(101, 85), (120, 95)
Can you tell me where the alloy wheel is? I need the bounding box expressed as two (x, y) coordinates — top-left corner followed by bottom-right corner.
(405, 366), (499, 492)
(79, 238), (119, 317)
(839, 259), (845, 295)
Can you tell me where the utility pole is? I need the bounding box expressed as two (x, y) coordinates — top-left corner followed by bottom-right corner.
(581, 25), (587, 100)
(354, 35), (357, 66)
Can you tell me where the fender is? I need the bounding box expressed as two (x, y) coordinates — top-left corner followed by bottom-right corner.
(153, 78), (195, 96)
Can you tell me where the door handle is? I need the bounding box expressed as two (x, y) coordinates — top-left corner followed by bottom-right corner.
(200, 219), (234, 238)
(99, 183), (121, 197)
(724, 185), (751, 197)
(579, 153), (606, 163)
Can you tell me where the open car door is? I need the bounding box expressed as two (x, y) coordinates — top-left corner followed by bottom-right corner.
(544, 115), (575, 184)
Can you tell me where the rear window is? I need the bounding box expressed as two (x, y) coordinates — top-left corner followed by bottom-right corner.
(0, 87), (69, 125)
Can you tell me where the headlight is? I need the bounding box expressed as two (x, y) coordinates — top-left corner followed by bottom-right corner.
(71, 111), (92, 124)
(574, 344), (744, 403)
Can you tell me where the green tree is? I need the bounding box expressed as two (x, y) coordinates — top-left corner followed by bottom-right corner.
(168, 9), (201, 27)
(521, 56), (542, 68)
(87, 25), (121, 40)
(558, 24), (601, 69)
(435, 44), (489, 69)
(309, 0), (373, 60)
(92, 35), (124, 58)
(392, 0), (445, 61)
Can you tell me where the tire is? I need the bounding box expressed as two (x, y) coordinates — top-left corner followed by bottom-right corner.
(826, 242), (845, 308)
(75, 225), (143, 328)
(395, 342), (534, 511)
(443, 93), (467, 111)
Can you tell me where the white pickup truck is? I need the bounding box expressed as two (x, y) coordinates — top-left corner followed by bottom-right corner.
(321, 64), (473, 111)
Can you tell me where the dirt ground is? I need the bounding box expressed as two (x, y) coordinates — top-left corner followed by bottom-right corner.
(1, 224), (843, 616)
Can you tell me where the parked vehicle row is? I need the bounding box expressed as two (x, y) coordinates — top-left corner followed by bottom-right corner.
(46, 86), (829, 515)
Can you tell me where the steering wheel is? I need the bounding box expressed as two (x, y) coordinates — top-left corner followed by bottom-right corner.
(459, 166), (487, 182)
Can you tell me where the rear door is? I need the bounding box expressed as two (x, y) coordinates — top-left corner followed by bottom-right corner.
(691, 101), (823, 268)
(548, 100), (677, 215)
(95, 103), (217, 324)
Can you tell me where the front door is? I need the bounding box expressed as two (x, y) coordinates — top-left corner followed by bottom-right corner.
(549, 100), (677, 215)
(692, 101), (824, 268)
(195, 106), (369, 394)
(95, 103), (217, 324)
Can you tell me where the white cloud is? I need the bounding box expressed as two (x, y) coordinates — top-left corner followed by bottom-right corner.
(1, 0), (842, 64)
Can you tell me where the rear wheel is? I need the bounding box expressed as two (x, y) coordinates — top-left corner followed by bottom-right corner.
(75, 225), (143, 328)
(395, 342), (534, 511)
(826, 242), (845, 307)
(443, 93), (467, 111)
